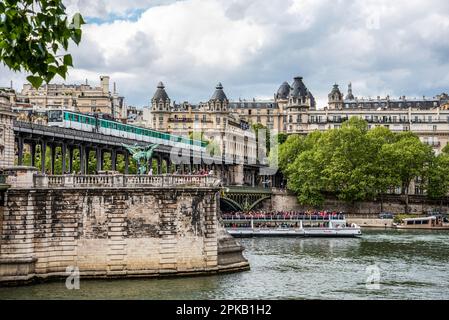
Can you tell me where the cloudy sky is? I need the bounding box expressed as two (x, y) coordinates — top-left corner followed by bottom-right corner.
(1, 0), (449, 108)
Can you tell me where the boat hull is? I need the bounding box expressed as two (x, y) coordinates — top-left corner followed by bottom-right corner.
(226, 228), (362, 238)
(394, 225), (449, 230)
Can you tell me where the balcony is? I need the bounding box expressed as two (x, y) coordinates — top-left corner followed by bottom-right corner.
(168, 118), (193, 123)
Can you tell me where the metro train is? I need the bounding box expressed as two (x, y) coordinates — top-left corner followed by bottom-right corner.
(47, 110), (207, 152)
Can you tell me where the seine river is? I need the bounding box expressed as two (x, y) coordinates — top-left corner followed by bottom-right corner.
(1, 229), (448, 300)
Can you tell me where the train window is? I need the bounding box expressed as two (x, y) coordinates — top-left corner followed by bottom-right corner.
(48, 110), (63, 122)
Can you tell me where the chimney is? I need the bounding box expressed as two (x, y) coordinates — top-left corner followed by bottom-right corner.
(100, 75), (110, 94)
(10, 80), (13, 89)
(113, 82), (117, 94)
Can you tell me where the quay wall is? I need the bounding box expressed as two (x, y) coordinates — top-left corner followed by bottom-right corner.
(271, 191), (449, 215)
(345, 218), (394, 228)
(0, 185), (249, 285)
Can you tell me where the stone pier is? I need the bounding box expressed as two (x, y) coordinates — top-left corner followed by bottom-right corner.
(0, 168), (249, 285)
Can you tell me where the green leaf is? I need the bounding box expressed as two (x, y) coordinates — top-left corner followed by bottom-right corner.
(57, 64), (67, 79)
(27, 75), (43, 88)
(63, 54), (73, 67)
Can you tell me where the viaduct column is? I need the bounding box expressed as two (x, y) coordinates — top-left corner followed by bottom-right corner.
(40, 140), (47, 174)
(111, 149), (117, 171)
(50, 144), (56, 174)
(157, 154), (162, 174)
(30, 141), (36, 168)
(79, 145), (85, 174)
(96, 147), (102, 173)
(16, 137), (24, 166)
(124, 152), (129, 174)
(61, 143), (67, 174)
(85, 147), (90, 174)
(68, 146), (74, 174)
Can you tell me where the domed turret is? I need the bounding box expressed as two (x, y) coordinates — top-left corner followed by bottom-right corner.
(152, 81), (169, 102)
(290, 76), (308, 99)
(209, 82), (228, 111)
(210, 82), (228, 102)
(276, 81), (291, 100)
(328, 84), (343, 109)
(151, 81), (170, 112)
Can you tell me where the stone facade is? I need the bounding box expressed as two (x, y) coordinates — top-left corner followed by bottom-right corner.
(143, 82), (259, 162)
(14, 76), (124, 119)
(0, 180), (249, 285)
(0, 89), (16, 169)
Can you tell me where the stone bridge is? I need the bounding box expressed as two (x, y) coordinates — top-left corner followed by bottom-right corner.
(0, 168), (249, 285)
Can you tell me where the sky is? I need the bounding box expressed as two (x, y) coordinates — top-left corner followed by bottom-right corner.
(1, 0), (449, 108)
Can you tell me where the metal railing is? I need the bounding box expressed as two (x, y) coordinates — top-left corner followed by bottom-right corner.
(221, 214), (346, 221)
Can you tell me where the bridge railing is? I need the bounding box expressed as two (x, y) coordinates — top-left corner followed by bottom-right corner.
(45, 174), (221, 188)
(221, 214), (346, 221)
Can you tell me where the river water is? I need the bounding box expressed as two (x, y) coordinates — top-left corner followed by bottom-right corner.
(1, 229), (448, 300)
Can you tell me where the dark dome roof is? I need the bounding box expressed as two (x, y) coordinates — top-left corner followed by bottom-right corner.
(329, 83), (343, 100)
(152, 81), (169, 102)
(276, 81), (291, 99)
(290, 76), (308, 99)
(210, 82), (228, 102)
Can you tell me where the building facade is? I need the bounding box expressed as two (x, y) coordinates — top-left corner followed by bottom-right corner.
(143, 82), (258, 163)
(229, 76), (316, 133)
(14, 76), (125, 119)
(0, 88), (17, 169)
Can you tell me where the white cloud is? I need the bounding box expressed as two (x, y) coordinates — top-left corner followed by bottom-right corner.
(2, 0), (449, 108)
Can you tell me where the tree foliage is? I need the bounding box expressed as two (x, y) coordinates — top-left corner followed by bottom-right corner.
(0, 0), (84, 87)
(278, 118), (444, 207)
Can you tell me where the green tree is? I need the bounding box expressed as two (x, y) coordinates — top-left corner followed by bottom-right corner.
(277, 134), (303, 172)
(276, 133), (288, 145)
(280, 117), (435, 208)
(321, 118), (378, 203)
(427, 153), (449, 200)
(0, 0), (84, 87)
(442, 143), (449, 154)
(380, 134), (433, 213)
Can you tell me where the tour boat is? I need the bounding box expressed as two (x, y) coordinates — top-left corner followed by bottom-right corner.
(393, 215), (449, 230)
(222, 214), (362, 238)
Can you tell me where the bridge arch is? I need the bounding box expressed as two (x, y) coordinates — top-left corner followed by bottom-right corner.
(220, 197), (243, 212)
(246, 195), (271, 211)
